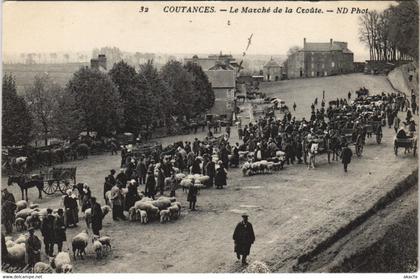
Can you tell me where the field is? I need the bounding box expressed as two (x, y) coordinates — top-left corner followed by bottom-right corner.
(2, 73), (417, 273)
(3, 63), (88, 95)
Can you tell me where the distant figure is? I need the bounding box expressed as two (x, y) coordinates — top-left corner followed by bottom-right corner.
(54, 209), (66, 253)
(322, 90), (325, 100)
(341, 144), (353, 172)
(233, 213), (255, 266)
(187, 179), (198, 211)
(293, 102), (296, 111)
(348, 91), (351, 100)
(314, 97), (318, 106)
(90, 197), (104, 236)
(41, 208), (55, 257)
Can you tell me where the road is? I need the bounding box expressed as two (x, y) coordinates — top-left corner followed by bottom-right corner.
(2, 73), (417, 273)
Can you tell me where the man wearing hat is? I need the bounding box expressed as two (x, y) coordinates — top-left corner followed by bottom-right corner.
(2, 188), (16, 235)
(25, 227), (41, 267)
(341, 143), (353, 173)
(233, 213), (255, 266)
(41, 208), (55, 257)
(90, 197), (104, 236)
(54, 208), (66, 253)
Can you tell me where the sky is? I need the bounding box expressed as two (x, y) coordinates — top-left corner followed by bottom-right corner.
(3, 1), (395, 61)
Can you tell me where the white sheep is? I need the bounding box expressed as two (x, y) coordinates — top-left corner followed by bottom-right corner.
(97, 236), (111, 251)
(15, 200), (28, 212)
(168, 205), (180, 220)
(15, 208), (34, 220)
(14, 234), (27, 244)
(33, 262), (54, 273)
(139, 210), (148, 224)
(159, 209), (170, 223)
(7, 243), (26, 266)
(243, 261), (271, 273)
(72, 230), (89, 260)
(84, 205), (111, 228)
(6, 240), (15, 248)
(92, 239), (103, 259)
(128, 207), (138, 221)
(29, 203), (40, 210)
(51, 252), (73, 273)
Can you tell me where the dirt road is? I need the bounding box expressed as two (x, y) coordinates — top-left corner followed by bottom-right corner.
(2, 74), (417, 272)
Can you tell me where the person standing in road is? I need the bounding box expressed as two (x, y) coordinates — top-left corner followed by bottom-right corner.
(90, 197), (104, 236)
(293, 102), (296, 111)
(2, 188), (16, 235)
(54, 209), (66, 254)
(341, 143), (353, 172)
(233, 213), (255, 266)
(111, 184), (125, 221)
(393, 115), (401, 133)
(25, 227), (41, 267)
(41, 208), (55, 257)
(187, 179), (198, 211)
(348, 91), (351, 100)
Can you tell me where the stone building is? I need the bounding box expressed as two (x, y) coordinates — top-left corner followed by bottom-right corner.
(263, 58), (282, 81)
(287, 38), (354, 79)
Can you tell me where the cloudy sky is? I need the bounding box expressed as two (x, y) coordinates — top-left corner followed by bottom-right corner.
(3, 1), (394, 61)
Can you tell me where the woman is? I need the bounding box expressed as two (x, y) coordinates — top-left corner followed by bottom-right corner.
(64, 189), (78, 227)
(191, 157), (201, 174)
(125, 180), (140, 211)
(215, 161), (227, 189)
(81, 185), (92, 213)
(145, 170), (156, 199)
(187, 179), (198, 211)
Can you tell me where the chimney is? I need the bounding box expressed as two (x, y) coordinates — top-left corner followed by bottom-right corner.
(330, 38), (333, 47)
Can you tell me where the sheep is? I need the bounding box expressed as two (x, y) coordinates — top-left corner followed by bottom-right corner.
(15, 217), (27, 232)
(169, 197), (177, 203)
(25, 211), (41, 230)
(72, 230), (89, 260)
(29, 203), (40, 210)
(175, 173), (186, 181)
(15, 208), (34, 220)
(138, 210), (148, 224)
(51, 252), (73, 273)
(128, 207), (138, 221)
(134, 200), (159, 220)
(168, 205), (180, 220)
(180, 179), (193, 192)
(92, 239), (103, 259)
(5, 236), (12, 242)
(7, 243), (26, 266)
(97, 236), (112, 251)
(151, 197), (171, 210)
(15, 200), (28, 212)
(6, 240), (15, 248)
(33, 262), (54, 273)
(159, 209), (170, 223)
(14, 234), (27, 245)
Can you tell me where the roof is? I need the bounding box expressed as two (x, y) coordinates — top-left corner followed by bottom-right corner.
(184, 58), (218, 71)
(303, 41), (353, 54)
(205, 70), (236, 88)
(208, 64), (235, 71)
(263, 58), (281, 68)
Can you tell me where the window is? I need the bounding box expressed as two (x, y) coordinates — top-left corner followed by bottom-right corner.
(312, 63), (314, 69)
(322, 63), (325, 69)
(331, 61), (335, 67)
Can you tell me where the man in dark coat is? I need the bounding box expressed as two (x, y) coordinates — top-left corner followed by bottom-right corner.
(2, 188), (16, 235)
(206, 160), (216, 187)
(233, 214), (255, 265)
(341, 144), (353, 172)
(41, 208), (55, 257)
(64, 189), (78, 227)
(187, 180), (198, 211)
(54, 209), (66, 253)
(25, 227), (41, 267)
(116, 168), (128, 187)
(90, 197), (103, 236)
(215, 161), (227, 189)
(145, 170), (156, 200)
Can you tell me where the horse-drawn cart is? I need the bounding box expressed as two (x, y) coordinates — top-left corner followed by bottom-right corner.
(341, 127), (364, 157)
(394, 136), (417, 156)
(8, 167), (76, 201)
(363, 120), (383, 144)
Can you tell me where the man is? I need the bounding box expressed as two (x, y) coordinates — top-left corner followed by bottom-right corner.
(106, 169), (117, 187)
(41, 208), (55, 257)
(110, 184), (125, 221)
(341, 144), (353, 172)
(393, 115), (401, 133)
(25, 227), (41, 267)
(136, 158), (147, 185)
(116, 168), (128, 187)
(54, 209), (66, 253)
(233, 213), (255, 266)
(206, 159), (216, 187)
(187, 179), (198, 211)
(1, 188), (16, 235)
(348, 91), (351, 100)
(90, 197), (104, 236)
(293, 102), (296, 111)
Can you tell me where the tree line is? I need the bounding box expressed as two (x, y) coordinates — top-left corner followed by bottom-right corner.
(3, 60), (214, 147)
(359, 0), (418, 62)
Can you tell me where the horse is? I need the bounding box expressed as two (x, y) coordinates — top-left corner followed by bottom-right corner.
(8, 156), (28, 174)
(307, 143), (319, 169)
(7, 175), (44, 201)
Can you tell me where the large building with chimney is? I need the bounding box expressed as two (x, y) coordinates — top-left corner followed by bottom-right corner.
(286, 38), (354, 79)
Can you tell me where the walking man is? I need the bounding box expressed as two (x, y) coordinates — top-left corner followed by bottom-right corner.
(293, 102), (296, 111)
(90, 197), (104, 236)
(233, 213), (255, 266)
(341, 144), (353, 172)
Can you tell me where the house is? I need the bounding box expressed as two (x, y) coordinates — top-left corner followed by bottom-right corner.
(184, 52), (240, 71)
(286, 38), (354, 79)
(204, 68), (236, 118)
(263, 58), (282, 81)
(90, 54), (107, 72)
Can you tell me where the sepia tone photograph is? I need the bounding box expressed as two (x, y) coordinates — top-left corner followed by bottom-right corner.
(1, 0), (418, 274)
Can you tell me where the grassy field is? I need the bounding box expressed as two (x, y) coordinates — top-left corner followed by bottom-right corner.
(3, 63), (88, 94)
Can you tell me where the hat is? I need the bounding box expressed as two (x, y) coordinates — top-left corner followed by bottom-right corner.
(110, 169), (116, 174)
(57, 208), (64, 214)
(241, 213), (249, 218)
(66, 189), (72, 195)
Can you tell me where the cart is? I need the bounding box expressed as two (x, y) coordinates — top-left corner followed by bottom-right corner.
(39, 167), (77, 195)
(394, 136), (417, 156)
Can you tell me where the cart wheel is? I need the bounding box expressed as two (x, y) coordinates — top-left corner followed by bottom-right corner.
(376, 133), (382, 144)
(356, 144), (363, 157)
(58, 180), (72, 194)
(42, 180), (58, 195)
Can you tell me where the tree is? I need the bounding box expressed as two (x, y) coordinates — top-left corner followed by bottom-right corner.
(287, 46), (302, 57)
(184, 62), (215, 113)
(25, 75), (61, 146)
(2, 74), (33, 146)
(109, 61), (142, 133)
(65, 67), (121, 136)
(160, 61), (192, 120)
